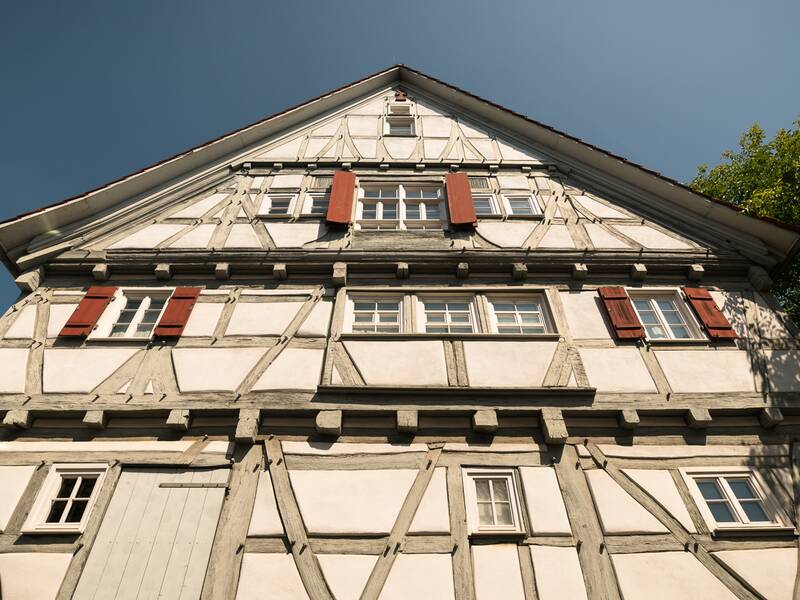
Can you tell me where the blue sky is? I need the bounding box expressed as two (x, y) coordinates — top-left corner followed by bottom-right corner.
(1, 0), (798, 307)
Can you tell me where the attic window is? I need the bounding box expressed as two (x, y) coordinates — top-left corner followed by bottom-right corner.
(469, 177), (491, 190)
(386, 116), (415, 136)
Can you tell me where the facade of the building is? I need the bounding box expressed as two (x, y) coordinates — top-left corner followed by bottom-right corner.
(0, 65), (798, 599)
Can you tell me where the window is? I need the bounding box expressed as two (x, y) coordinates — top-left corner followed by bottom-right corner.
(90, 289), (171, 340)
(23, 464), (107, 534)
(683, 468), (789, 532)
(422, 298), (476, 333)
(469, 177), (491, 191)
(630, 292), (703, 340)
(385, 116), (415, 136)
(472, 194), (499, 216)
(489, 297), (552, 334)
(258, 193), (295, 216)
(358, 184), (444, 230)
(305, 192), (329, 215)
(504, 194), (541, 216)
(464, 469), (525, 534)
(351, 298), (402, 333)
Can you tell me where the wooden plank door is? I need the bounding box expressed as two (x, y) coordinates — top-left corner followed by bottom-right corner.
(72, 467), (228, 600)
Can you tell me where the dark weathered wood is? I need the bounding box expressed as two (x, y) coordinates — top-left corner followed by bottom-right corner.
(446, 460), (476, 600)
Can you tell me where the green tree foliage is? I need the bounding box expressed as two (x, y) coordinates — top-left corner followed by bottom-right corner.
(690, 119), (800, 321)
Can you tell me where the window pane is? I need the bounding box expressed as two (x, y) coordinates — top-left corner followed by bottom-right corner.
(708, 501), (738, 523)
(362, 204), (378, 219)
(473, 197), (493, 215)
(697, 480), (725, 500)
(426, 204), (441, 220)
(406, 204), (421, 220)
(76, 477), (97, 498)
(508, 198), (534, 215)
(57, 477), (77, 498)
(354, 302), (376, 311)
(66, 500), (89, 523)
(477, 502), (494, 525)
(492, 479), (509, 501)
(475, 479), (491, 501)
(382, 202), (398, 220)
(377, 302), (399, 311)
(495, 502), (513, 525)
(46, 500), (68, 523)
(740, 500), (769, 522)
(425, 303), (446, 312)
(727, 479), (758, 500)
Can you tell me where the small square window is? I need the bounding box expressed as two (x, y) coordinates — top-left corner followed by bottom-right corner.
(472, 194), (499, 216)
(489, 296), (552, 334)
(349, 297), (402, 333)
(464, 468), (525, 535)
(259, 194), (295, 216)
(92, 290), (171, 340)
(386, 116), (415, 136)
(23, 464), (108, 534)
(682, 468), (789, 533)
(421, 297), (476, 334)
(629, 291), (704, 340)
(305, 192), (329, 215)
(504, 195), (541, 216)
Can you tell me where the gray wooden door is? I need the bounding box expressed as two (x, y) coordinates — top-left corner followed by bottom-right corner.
(73, 467), (228, 600)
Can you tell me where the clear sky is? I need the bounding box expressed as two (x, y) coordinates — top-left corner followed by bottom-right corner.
(1, 0), (798, 307)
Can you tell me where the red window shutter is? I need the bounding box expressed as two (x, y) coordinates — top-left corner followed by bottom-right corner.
(325, 170), (356, 226)
(597, 287), (645, 340)
(445, 172), (477, 226)
(682, 287), (737, 339)
(154, 287), (201, 338)
(59, 286), (118, 338)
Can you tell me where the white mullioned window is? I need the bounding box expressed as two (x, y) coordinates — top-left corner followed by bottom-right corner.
(350, 297), (403, 333)
(420, 297), (477, 334)
(463, 469), (525, 534)
(91, 289), (171, 339)
(472, 194), (500, 216)
(23, 464), (108, 534)
(488, 296), (552, 334)
(629, 291), (703, 340)
(358, 184), (444, 230)
(503, 194), (541, 216)
(682, 468), (789, 532)
(258, 193), (296, 216)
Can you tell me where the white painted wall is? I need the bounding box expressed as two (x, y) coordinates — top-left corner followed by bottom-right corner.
(3, 304), (35, 338)
(579, 348), (657, 392)
(463, 341), (556, 387)
(225, 302), (302, 336)
(108, 224), (185, 249)
(655, 350), (756, 393)
(47, 303), (77, 337)
(182, 303), (224, 337)
(42, 348), (138, 393)
(248, 471), (284, 537)
(172, 348), (265, 392)
(559, 291), (612, 339)
(408, 467), (450, 534)
(0, 553), (72, 600)
(378, 554), (455, 600)
(585, 470), (667, 534)
(317, 554), (377, 600)
(472, 544), (525, 600)
(713, 548), (796, 600)
(0, 465), (36, 531)
(519, 467), (572, 535)
(236, 553), (308, 600)
(529, 546), (587, 600)
(296, 300), (332, 337)
(623, 469), (696, 532)
(0, 348), (29, 392)
(344, 341), (448, 386)
(252, 348), (323, 391)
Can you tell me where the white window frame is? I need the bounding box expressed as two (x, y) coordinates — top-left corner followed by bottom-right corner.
(302, 191), (330, 216)
(501, 193), (542, 217)
(357, 184), (445, 231)
(628, 289), (705, 341)
(89, 288), (172, 340)
(344, 295), (405, 334)
(416, 295), (480, 334)
(681, 467), (791, 533)
(23, 463), (108, 534)
(258, 192), (297, 217)
(384, 115), (416, 136)
(463, 468), (526, 535)
(487, 295), (554, 334)
(472, 193), (501, 217)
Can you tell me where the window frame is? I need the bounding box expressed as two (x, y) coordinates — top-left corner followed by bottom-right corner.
(89, 288), (172, 341)
(463, 468), (526, 536)
(345, 295), (404, 334)
(501, 193), (542, 218)
(417, 295), (480, 334)
(628, 289), (706, 341)
(681, 467), (791, 534)
(257, 192), (298, 218)
(356, 183), (446, 231)
(302, 191), (330, 216)
(472, 193), (501, 217)
(486, 294), (555, 335)
(22, 463), (108, 534)
(384, 114), (416, 137)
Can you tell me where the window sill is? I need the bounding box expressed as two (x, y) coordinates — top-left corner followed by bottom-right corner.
(85, 336), (154, 344)
(338, 333), (562, 341)
(382, 133), (417, 138)
(256, 214), (294, 220)
(644, 338), (709, 345)
(468, 530), (527, 541)
(711, 525), (796, 538)
(476, 214), (504, 220)
(21, 526), (86, 535)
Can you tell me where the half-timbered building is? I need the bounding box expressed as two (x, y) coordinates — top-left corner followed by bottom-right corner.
(0, 65), (798, 599)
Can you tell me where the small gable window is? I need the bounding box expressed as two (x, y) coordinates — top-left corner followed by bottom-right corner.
(357, 184), (444, 231)
(464, 468), (526, 535)
(258, 193), (296, 217)
(472, 194), (499, 216)
(629, 291), (704, 340)
(97, 290), (171, 339)
(386, 116), (415, 136)
(503, 194), (542, 217)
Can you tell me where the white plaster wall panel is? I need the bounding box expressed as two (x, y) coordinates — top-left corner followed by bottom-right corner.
(108, 224), (185, 249)
(423, 139), (448, 159)
(497, 140), (541, 162)
(585, 470), (668, 534)
(614, 224), (693, 249)
(271, 173), (305, 189)
(573, 195), (627, 218)
(420, 116), (452, 137)
(408, 467), (450, 534)
(181, 302), (224, 337)
(579, 348), (657, 393)
(764, 350), (800, 391)
(203, 441), (235, 454)
(459, 120), (490, 138)
(529, 546), (587, 600)
(611, 552), (736, 600)
(713, 548), (796, 600)
(296, 300), (332, 337)
(304, 138), (329, 157)
(497, 174), (530, 189)
(600, 444), (786, 459)
(4, 304), (36, 339)
(352, 97), (385, 115)
(519, 467), (572, 535)
(463, 341), (557, 388)
(172, 192), (228, 218)
(0, 553), (72, 600)
(710, 290), (747, 337)
(265, 223), (327, 247)
(471, 139), (498, 160)
(289, 469), (417, 535)
(311, 119), (341, 136)
(252, 348), (324, 391)
(476, 222), (536, 247)
(352, 138), (377, 158)
(753, 292), (791, 338)
(537, 224), (575, 248)
(559, 291), (613, 339)
(47, 303), (77, 337)
(168, 223), (216, 248)
(225, 302), (302, 336)
(623, 469), (696, 532)
(379, 554), (455, 600)
(236, 553), (308, 600)
(0, 440), (193, 452)
(42, 348), (137, 393)
(0, 465), (36, 531)
(282, 441), (427, 455)
(317, 554), (377, 600)
(584, 223), (631, 248)
(344, 341), (448, 386)
(172, 348), (265, 392)
(224, 224), (261, 248)
(248, 471), (284, 536)
(347, 115), (379, 137)
(415, 100), (445, 116)
(472, 544), (525, 600)
(255, 137), (303, 159)
(383, 137), (416, 159)
(655, 350), (756, 393)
